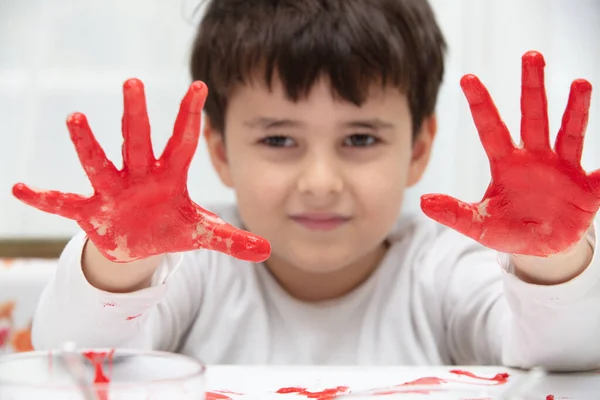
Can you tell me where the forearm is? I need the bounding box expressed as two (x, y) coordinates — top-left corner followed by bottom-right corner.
(32, 233), (169, 350)
(501, 256), (600, 371)
(499, 225), (600, 371)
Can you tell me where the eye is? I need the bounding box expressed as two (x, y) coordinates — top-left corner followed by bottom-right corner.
(259, 135), (296, 147)
(343, 134), (379, 147)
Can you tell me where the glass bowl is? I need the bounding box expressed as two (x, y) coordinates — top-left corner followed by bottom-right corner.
(0, 348), (205, 399)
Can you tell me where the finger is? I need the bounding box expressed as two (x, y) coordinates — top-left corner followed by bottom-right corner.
(420, 193), (485, 241)
(192, 207), (271, 263)
(460, 74), (515, 160)
(67, 113), (119, 193)
(555, 79), (592, 166)
(121, 78), (155, 173)
(520, 51), (551, 151)
(12, 183), (87, 220)
(159, 81), (208, 174)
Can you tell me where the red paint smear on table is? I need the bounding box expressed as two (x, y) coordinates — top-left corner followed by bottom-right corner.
(276, 386), (349, 399)
(449, 369), (509, 384)
(206, 392), (233, 400)
(341, 370), (510, 397)
(205, 389), (243, 399)
(400, 377), (447, 386)
(125, 313), (142, 320)
(12, 78), (271, 264)
(386, 377), (448, 395)
(275, 370), (509, 398)
(82, 349), (115, 400)
(389, 371), (507, 395)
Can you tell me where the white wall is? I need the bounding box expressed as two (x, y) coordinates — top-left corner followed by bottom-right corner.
(410, 0), (600, 211)
(0, 0), (599, 237)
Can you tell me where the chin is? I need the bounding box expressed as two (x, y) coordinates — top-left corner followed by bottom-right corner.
(285, 247), (360, 274)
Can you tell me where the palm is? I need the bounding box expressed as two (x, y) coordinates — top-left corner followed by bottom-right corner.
(13, 79), (270, 263)
(421, 51), (599, 256)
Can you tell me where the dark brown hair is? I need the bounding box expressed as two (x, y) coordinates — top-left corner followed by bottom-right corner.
(190, 0), (447, 136)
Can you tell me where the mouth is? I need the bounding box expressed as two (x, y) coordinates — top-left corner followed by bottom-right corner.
(289, 213), (351, 231)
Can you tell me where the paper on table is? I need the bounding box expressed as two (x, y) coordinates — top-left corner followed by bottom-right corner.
(204, 366), (600, 399)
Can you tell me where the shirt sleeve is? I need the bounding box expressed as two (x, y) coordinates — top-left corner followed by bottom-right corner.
(499, 225), (600, 371)
(442, 225), (600, 371)
(31, 231), (203, 353)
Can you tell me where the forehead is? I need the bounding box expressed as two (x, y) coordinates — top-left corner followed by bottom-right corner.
(225, 74), (411, 122)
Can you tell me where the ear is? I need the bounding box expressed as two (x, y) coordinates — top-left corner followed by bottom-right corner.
(204, 116), (234, 188)
(406, 115), (437, 187)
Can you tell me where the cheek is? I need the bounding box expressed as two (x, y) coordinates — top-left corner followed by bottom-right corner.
(228, 155), (292, 208)
(353, 151), (409, 202)
(359, 172), (405, 216)
(349, 154), (409, 230)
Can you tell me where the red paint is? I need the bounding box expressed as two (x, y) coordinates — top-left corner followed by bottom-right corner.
(398, 377), (446, 394)
(125, 313), (142, 320)
(102, 302), (115, 308)
(395, 371), (506, 396)
(546, 395), (555, 400)
(350, 370), (509, 397)
(82, 350), (113, 384)
(400, 377), (447, 386)
(276, 386), (349, 399)
(82, 350), (115, 400)
(449, 369), (509, 385)
(421, 51), (599, 257)
(12, 79), (271, 263)
(206, 392), (233, 400)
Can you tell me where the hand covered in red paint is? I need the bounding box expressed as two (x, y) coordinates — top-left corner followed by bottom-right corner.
(13, 79), (271, 263)
(421, 51), (599, 257)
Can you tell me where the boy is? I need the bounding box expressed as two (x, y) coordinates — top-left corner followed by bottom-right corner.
(12, 0), (600, 370)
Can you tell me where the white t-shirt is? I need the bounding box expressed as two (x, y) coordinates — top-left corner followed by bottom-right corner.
(31, 204), (600, 371)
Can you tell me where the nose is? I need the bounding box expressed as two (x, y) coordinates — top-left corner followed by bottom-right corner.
(297, 153), (344, 198)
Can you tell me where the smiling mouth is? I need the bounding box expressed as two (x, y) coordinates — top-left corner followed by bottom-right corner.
(290, 215), (351, 231)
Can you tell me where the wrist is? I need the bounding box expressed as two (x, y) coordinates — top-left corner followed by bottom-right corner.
(82, 239), (163, 293)
(511, 231), (593, 285)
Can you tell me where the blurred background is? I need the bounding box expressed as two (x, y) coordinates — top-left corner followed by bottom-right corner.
(0, 0), (598, 356)
(0, 0), (599, 239)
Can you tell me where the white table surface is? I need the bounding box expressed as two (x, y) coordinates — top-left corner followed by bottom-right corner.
(204, 365), (600, 399)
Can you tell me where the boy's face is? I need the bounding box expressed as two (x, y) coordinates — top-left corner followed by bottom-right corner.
(205, 76), (436, 276)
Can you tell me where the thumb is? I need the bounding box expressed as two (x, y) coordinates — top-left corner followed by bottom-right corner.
(213, 223), (272, 263)
(191, 206), (271, 263)
(420, 193), (485, 241)
(12, 183), (85, 220)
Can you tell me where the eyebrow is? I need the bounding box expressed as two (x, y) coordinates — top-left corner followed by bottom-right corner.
(243, 117), (305, 129)
(243, 117), (395, 130)
(342, 118), (395, 130)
